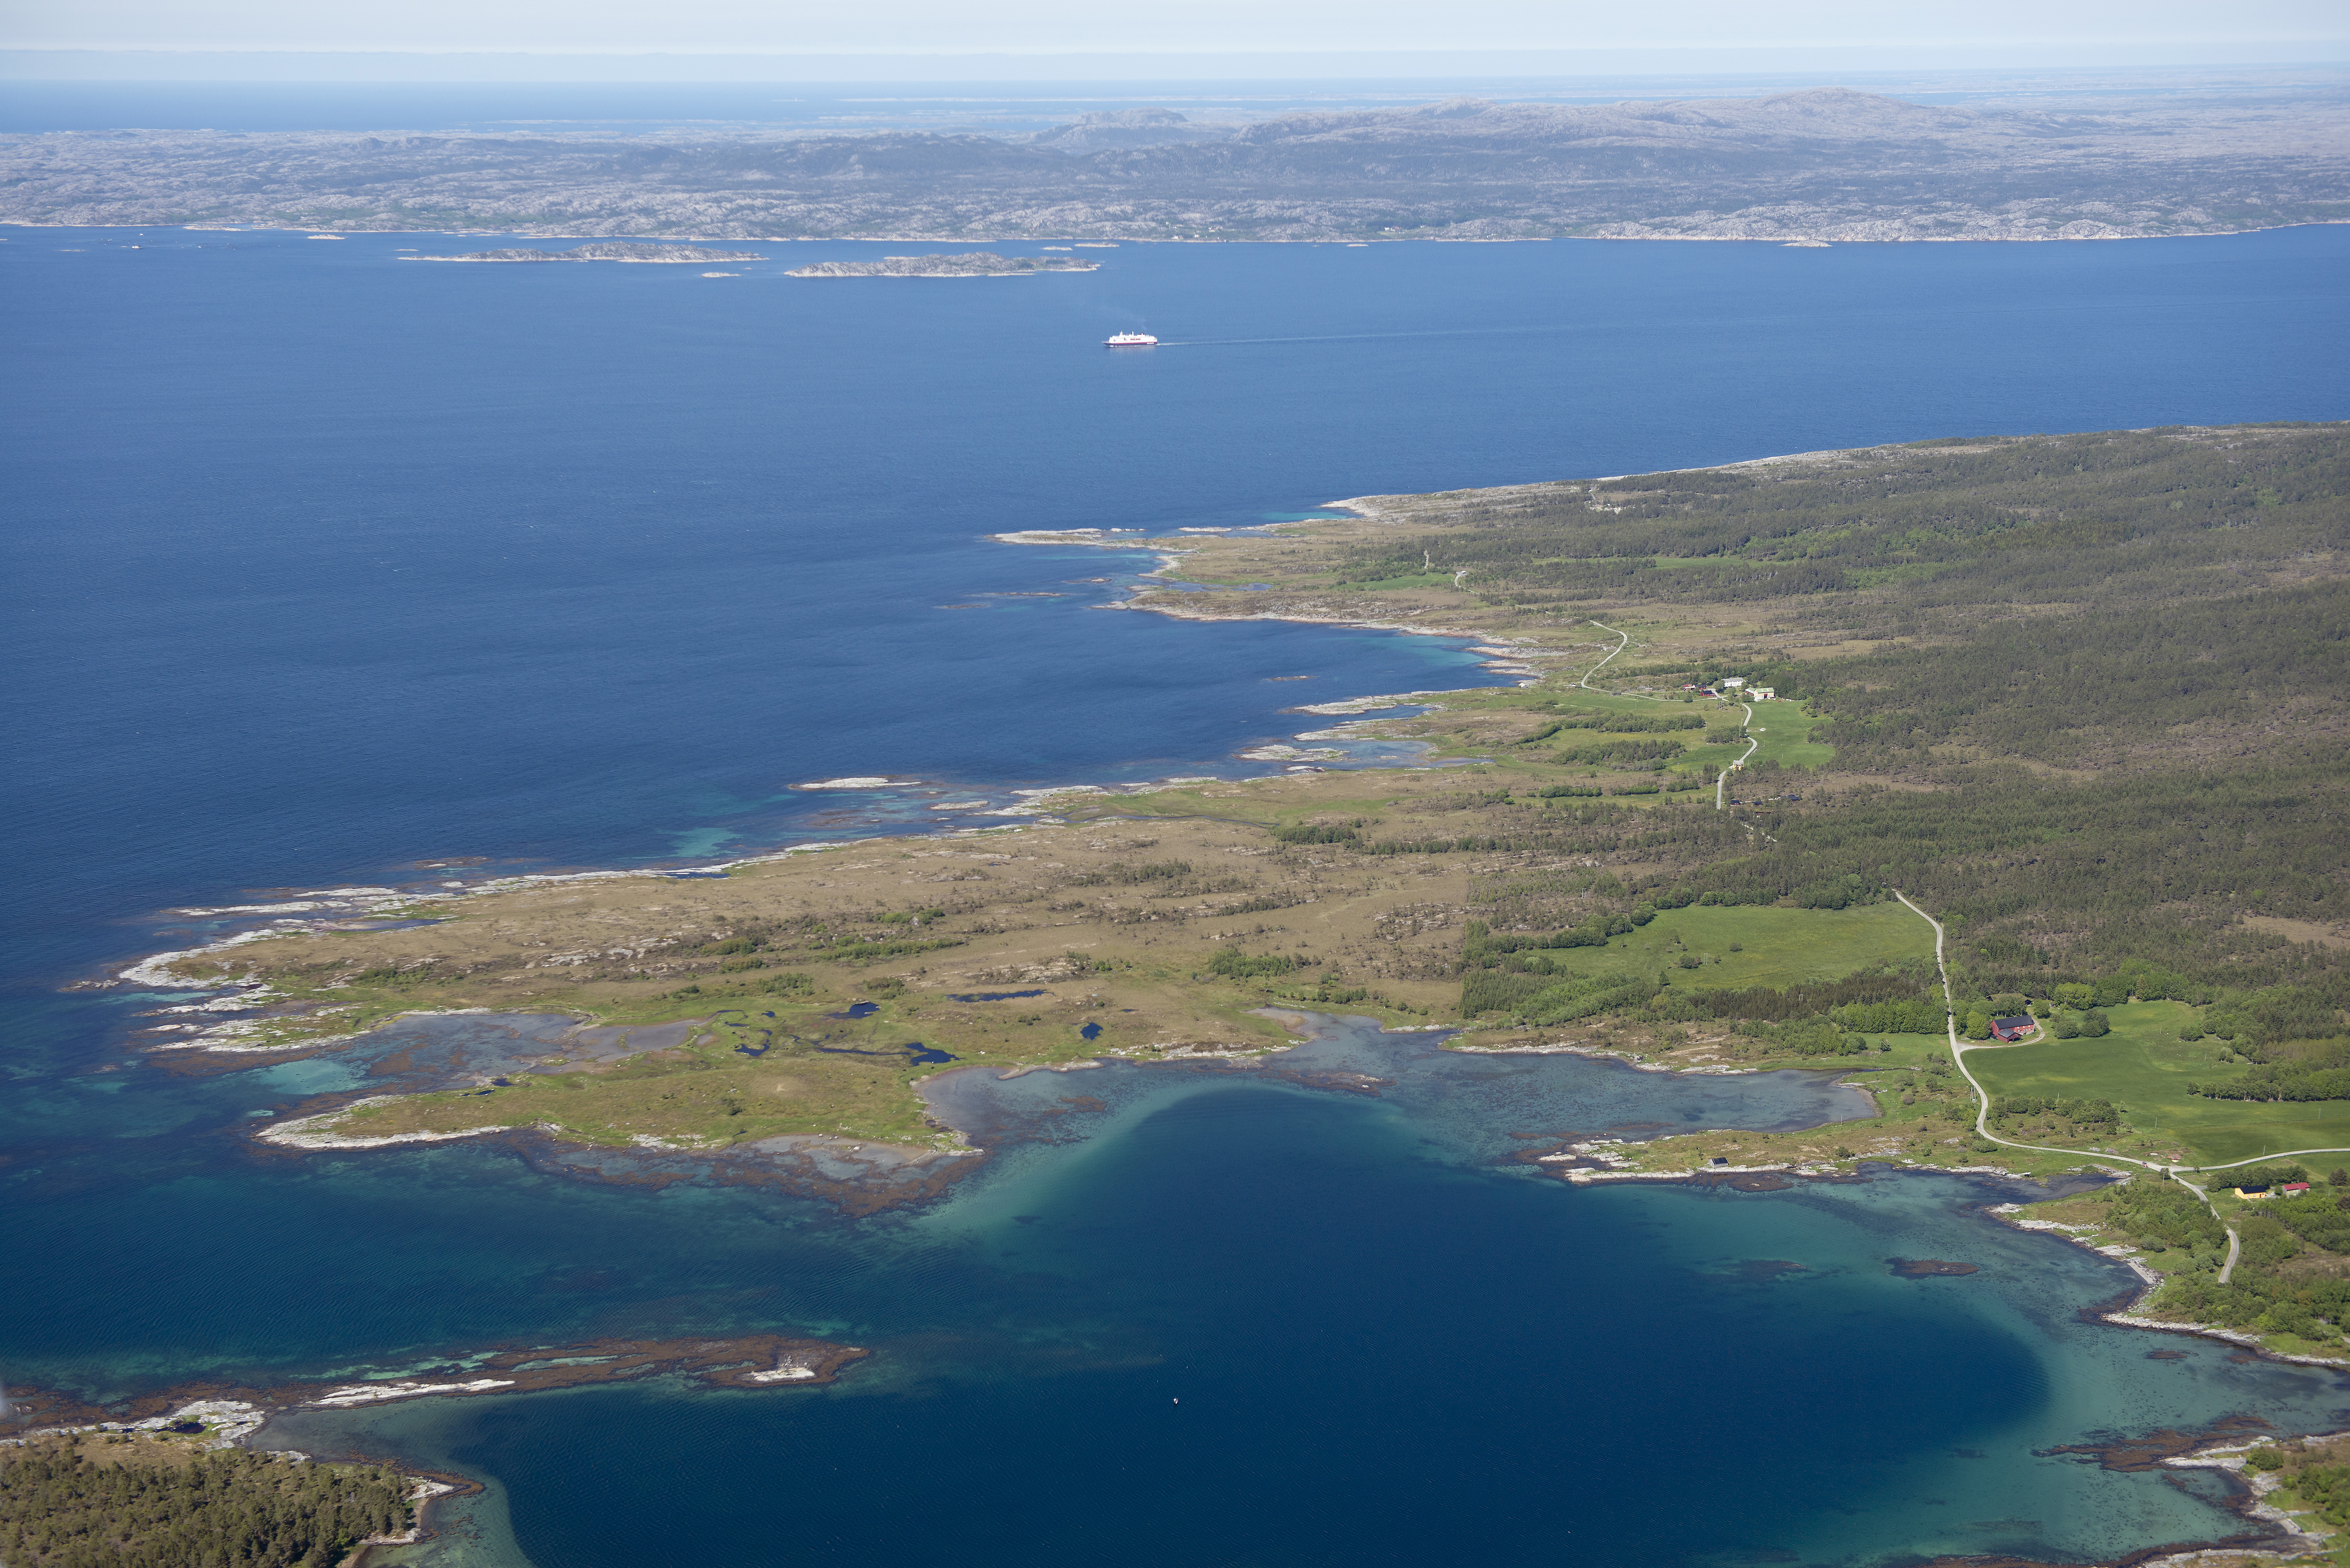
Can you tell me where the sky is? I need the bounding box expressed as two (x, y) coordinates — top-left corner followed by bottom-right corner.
(4, 0), (2343, 63)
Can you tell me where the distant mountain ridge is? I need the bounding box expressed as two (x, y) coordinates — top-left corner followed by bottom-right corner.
(6, 86), (2344, 242)
(1016, 108), (1233, 154)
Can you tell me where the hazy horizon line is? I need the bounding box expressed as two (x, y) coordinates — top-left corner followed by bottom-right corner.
(6, 46), (2346, 83)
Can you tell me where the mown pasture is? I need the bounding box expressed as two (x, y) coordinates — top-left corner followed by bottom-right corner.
(1968, 1002), (2350, 1165)
(1527, 901), (1934, 992)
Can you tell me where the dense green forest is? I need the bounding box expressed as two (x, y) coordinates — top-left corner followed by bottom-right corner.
(1339, 423), (2344, 620)
(0, 1437), (412, 1567)
(1380, 757), (2344, 1001)
(1334, 425), (2350, 1054)
(1424, 766), (2348, 1052)
(2190, 1033), (2350, 1100)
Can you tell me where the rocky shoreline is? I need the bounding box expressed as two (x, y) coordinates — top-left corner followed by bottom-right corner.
(1539, 1158), (2350, 1561)
(4, 1332), (866, 1458)
(2, 1333), (866, 1561)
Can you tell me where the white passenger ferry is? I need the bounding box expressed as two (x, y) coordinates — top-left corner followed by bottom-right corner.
(1104, 331), (1158, 347)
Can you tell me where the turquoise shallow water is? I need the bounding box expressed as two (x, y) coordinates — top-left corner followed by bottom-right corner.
(4, 226), (2347, 1564)
(140, 1018), (2350, 1565)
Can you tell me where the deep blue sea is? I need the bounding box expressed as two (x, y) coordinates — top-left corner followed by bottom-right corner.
(4, 223), (2347, 1565)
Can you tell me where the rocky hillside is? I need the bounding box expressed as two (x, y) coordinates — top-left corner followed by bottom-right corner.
(5, 86), (2344, 242)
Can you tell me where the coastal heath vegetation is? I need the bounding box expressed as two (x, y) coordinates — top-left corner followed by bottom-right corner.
(1127, 426), (2350, 1204)
(1962, 1167), (2350, 1370)
(2230, 1431), (2350, 1564)
(153, 428), (2350, 1236)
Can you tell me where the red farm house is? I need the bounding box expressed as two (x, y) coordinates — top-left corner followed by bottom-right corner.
(1991, 1015), (2037, 1041)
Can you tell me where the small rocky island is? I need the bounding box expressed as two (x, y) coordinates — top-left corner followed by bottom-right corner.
(787, 251), (1099, 278)
(413, 242), (766, 263)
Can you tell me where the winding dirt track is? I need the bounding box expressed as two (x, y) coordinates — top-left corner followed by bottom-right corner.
(1579, 620), (1629, 689)
(1715, 699), (1758, 812)
(1889, 888), (2263, 1276)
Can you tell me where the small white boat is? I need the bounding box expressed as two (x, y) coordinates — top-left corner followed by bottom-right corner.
(1104, 331), (1158, 347)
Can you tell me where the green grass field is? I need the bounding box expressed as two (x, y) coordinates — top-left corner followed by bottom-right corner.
(1329, 571), (1456, 591)
(1543, 688), (1706, 720)
(1860, 1032), (1959, 1070)
(1534, 689), (1833, 774)
(1740, 702), (1833, 769)
(1674, 740), (1749, 775)
(1537, 901), (1934, 991)
(1529, 689), (1751, 781)
(1967, 1001), (2350, 1165)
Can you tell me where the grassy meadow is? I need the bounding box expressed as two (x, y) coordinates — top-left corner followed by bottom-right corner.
(1739, 701), (1833, 770)
(1533, 901), (1934, 992)
(1968, 1001), (2350, 1165)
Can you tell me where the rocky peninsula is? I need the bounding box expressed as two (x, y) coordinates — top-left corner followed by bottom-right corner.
(6, 1334), (867, 1435)
(91, 425), (2343, 1240)
(1, 1330), (869, 1551)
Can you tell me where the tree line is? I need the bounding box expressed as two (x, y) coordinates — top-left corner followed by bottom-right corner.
(1333, 424), (2343, 616)
(0, 1441), (412, 1568)
(1276, 426), (2350, 1045)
